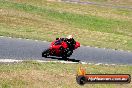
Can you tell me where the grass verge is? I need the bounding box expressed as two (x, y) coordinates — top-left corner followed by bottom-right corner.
(0, 61), (131, 88)
(0, 0), (132, 51)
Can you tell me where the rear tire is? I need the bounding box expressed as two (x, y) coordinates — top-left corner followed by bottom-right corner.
(42, 49), (50, 58)
(62, 48), (73, 59)
(62, 55), (68, 60)
(67, 50), (73, 57)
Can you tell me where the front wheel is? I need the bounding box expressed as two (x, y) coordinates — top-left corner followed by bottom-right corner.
(42, 49), (50, 57)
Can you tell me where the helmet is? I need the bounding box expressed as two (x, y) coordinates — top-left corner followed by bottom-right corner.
(66, 35), (73, 39)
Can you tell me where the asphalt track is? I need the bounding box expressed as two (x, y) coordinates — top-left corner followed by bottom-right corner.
(0, 37), (132, 65)
(61, 0), (132, 10)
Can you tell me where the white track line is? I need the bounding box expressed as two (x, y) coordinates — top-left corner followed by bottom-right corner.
(42, 41), (47, 42)
(0, 59), (79, 64)
(80, 61), (87, 64)
(0, 36), (4, 37)
(0, 59), (128, 66)
(95, 63), (102, 65)
(0, 59), (23, 62)
(8, 37), (12, 38)
(18, 38), (22, 40)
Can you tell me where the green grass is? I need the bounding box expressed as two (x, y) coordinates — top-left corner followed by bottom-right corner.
(0, 61), (131, 88)
(8, 0), (132, 20)
(0, 0), (132, 51)
(1, 1), (131, 32)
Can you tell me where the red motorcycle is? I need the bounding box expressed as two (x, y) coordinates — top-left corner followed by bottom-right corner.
(42, 38), (80, 59)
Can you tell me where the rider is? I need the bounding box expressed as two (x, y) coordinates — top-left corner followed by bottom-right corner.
(66, 35), (76, 51)
(56, 35), (76, 51)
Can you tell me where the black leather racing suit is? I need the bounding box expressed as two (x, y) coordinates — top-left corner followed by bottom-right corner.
(56, 38), (76, 51)
(66, 38), (76, 51)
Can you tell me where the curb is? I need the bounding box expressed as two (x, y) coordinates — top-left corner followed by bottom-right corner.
(0, 36), (48, 43)
(0, 59), (128, 66)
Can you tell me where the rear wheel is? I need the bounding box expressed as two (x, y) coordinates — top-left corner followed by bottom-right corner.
(61, 50), (68, 60)
(61, 49), (72, 60)
(42, 49), (50, 57)
(67, 50), (73, 57)
(62, 55), (68, 60)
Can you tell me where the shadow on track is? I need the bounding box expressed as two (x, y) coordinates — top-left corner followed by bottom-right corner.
(46, 56), (80, 62)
